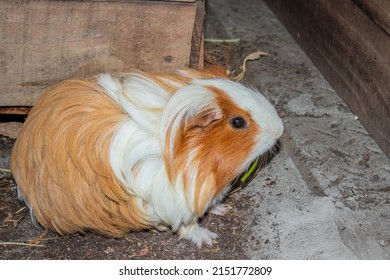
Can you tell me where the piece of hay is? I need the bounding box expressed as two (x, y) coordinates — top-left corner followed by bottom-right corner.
(0, 168), (11, 173)
(204, 38), (241, 43)
(0, 242), (45, 247)
(232, 51), (269, 81)
(28, 230), (48, 245)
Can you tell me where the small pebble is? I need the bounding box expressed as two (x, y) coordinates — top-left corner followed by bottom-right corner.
(335, 201), (344, 208)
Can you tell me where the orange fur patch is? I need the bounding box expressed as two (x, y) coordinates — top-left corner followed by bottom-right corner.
(11, 79), (153, 237)
(191, 87), (259, 215)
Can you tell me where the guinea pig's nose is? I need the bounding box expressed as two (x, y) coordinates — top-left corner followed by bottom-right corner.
(275, 118), (284, 139)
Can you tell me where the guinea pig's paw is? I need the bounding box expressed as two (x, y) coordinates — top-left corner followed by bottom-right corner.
(208, 203), (228, 216)
(179, 223), (218, 248)
(155, 224), (170, 232)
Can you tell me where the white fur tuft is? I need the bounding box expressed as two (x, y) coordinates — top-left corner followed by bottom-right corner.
(97, 73), (121, 102)
(161, 85), (217, 167)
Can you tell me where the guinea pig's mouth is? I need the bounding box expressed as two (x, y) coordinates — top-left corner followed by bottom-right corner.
(229, 156), (262, 192)
(229, 140), (281, 194)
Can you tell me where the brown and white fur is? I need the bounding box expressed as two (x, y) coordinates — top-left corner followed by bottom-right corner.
(11, 68), (283, 247)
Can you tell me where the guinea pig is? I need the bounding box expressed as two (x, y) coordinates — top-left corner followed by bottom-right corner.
(11, 67), (284, 247)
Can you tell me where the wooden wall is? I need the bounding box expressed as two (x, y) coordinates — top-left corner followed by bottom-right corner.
(0, 0), (203, 106)
(265, 0), (390, 158)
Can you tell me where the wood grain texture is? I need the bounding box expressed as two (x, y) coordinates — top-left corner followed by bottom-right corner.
(0, 0), (199, 106)
(0, 107), (30, 115)
(352, 0), (390, 35)
(265, 0), (390, 158)
(189, 0), (205, 69)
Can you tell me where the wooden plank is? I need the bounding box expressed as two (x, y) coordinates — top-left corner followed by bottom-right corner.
(264, 0), (390, 158)
(352, 0), (390, 36)
(132, 0), (196, 2)
(0, 107), (30, 115)
(189, 0), (205, 69)
(0, 0), (198, 106)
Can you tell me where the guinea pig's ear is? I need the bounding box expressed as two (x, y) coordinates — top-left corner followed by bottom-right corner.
(192, 109), (223, 128)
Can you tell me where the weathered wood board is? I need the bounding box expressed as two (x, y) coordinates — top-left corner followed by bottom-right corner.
(352, 0), (390, 36)
(265, 0), (390, 158)
(0, 0), (202, 106)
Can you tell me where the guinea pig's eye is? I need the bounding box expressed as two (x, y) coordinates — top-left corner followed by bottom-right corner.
(229, 116), (247, 129)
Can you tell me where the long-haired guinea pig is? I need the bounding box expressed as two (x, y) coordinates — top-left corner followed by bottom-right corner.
(11, 67), (283, 247)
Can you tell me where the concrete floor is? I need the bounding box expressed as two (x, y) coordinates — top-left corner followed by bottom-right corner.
(206, 0), (390, 259)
